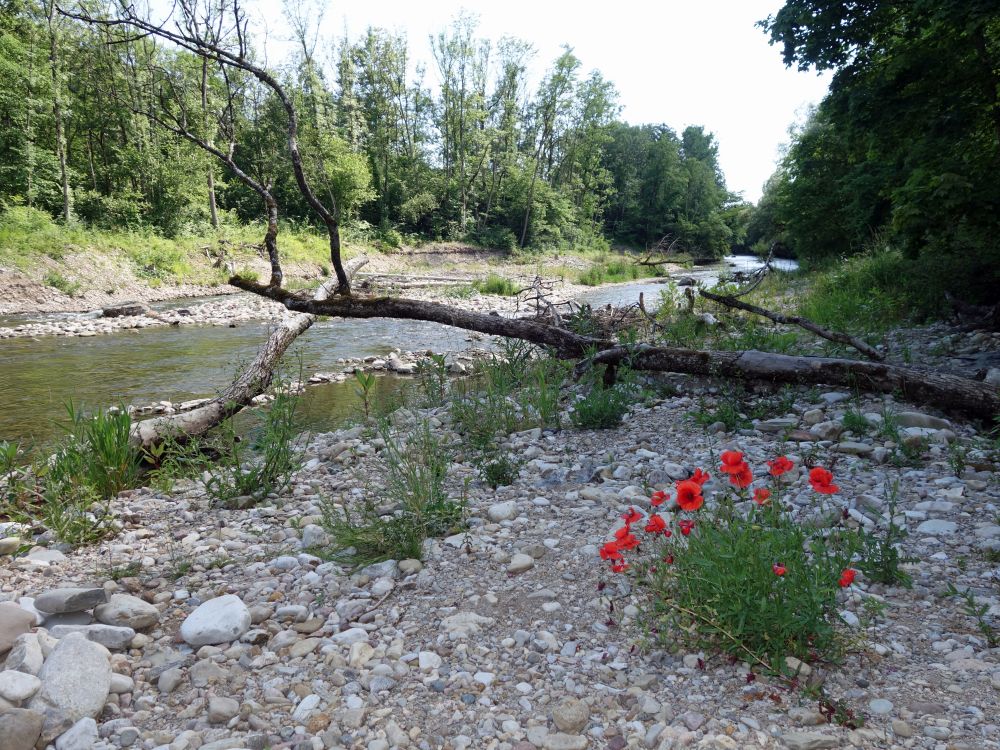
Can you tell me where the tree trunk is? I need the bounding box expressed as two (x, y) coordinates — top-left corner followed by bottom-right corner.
(229, 279), (1000, 421)
(132, 256), (369, 447)
(46, 0), (72, 223)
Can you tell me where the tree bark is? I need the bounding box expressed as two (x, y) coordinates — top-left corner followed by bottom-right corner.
(131, 256), (368, 447)
(699, 288), (885, 361)
(229, 279), (1000, 421)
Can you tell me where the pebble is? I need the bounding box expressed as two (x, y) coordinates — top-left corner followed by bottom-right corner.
(179, 595), (251, 646)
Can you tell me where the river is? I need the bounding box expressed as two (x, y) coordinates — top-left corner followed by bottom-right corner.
(0, 254), (794, 447)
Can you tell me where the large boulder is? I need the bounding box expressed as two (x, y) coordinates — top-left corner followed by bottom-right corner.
(94, 594), (159, 630)
(0, 708), (44, 750)
(27, 633), (111, 745)
(33, 588), (106, 615)
(0, 603), (35, 655)
(101, 302), (150, 318)
(179, 595), (251, 647)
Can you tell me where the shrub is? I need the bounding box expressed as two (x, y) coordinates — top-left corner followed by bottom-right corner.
(602, 452), (860, 672)
(43, 271), (81, 297)
(472, 273), (518, 296)
(570, 366), (638, 429)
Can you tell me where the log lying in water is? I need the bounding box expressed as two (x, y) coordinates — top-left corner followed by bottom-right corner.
(130, 257), (368, 447)
(229, 278), (1000, 422)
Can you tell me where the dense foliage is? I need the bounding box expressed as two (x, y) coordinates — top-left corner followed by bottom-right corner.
(750, 0), (1000, 305)
(0, 2), (738, 256)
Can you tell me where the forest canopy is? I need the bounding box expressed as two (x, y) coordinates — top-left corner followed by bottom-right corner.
(0, 1), (742, 257)
(749, 0), (1000, 305)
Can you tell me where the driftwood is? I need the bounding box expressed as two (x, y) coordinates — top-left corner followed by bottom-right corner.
(229, 277), (1000, 421)
(700, 288), (885, 362)
(130, 256), (369, 447)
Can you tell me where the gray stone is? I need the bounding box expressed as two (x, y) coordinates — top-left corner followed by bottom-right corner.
(49, 624), (136, 651)
(896, 411), (951, 430)
(28, 633), (111, 744)
(916, 519), (957, 536)
(93, 594), (159, 630)
(108, 674), (134, 694)
(810, 421), (843, 441)
(507, 554), (535, 574)
(179, 595), (250, 647)
(0, 669), (42, 702)
(4, 633), (43, 675)
(33, 588), (106, 615)
(542, 735), (587, 750)
(788, 707), (825, 726)
(398, 559), (423, 575)
(0, 707), (44, 750)
(551, 697), (588, 733)
(868, 698), (894, 715)
(330, 628), (369, 646)
(54, 717), (99, 750)
(207, 696), (240, 723)
(835, 441), (873, 456)
(923, 726), (951, 740)
(291, 694), (319, 721)
(780, 732), (839, 750)
(488, 501), (518, 522)
(0, 537), (23, 555)
(0, 603), (35, 655)
(157, 668), (183, 694)
(680, 711), (705, 731)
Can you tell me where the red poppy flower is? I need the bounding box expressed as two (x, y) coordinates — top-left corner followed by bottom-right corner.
(600, 541), (623, 561)
(753, 488), (771, 505)
(663, 554), (674, 564)
(622, 507), (642, 525)
(729, 463), (754, 489)
(678, 519), (695, 536)
(611, 561), (629, 573)
(768, 456), (794, 477)
(720, 450), (745, 474)
(772, 563), (787, 576)
(613, 526), (631, 541)
(650, 490), (668, 507)
(689, 468), (711, 486)
(838, 568), (856, 588)
(675, 480), (704, 511)
(644, 513), (667, 534)
(809, 467), (839, 494)
(616, 532), (640, 551)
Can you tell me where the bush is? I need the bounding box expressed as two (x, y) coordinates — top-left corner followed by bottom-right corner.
(43, 271), (81, 297)
(472, 273), (518, 296)
(570, 366), (638, 429)
(602, 452), (860, 672)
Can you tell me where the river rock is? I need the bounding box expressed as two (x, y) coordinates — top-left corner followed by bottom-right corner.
(54, 717), (99, 750)
(0, 669), (42, 703)
(551, 697), (589, 733)
(207, 696), (240, 723)
(0, 603), (35, 655)
(101, 302), (150, 318)
(780, 732), (839, 750)
(0, 537), (22, 555)
(33, 588), (106, 615)
(507, 553), (534, 574)
(4, 633), (44, 674)
(488, 501), (518, 521)
(916, 519), (957, 536)
(179, 594), (251, 646)
(49, 624), (136, 650)
(28, 633), (111, 744)
(895, 411), (950, 430)
(0, 707), (44, 750)
(93, 594), (159, 630)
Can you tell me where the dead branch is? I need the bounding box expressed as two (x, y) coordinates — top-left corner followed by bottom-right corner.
(230, 278), (1000, 420)
(700, 288), (885, 362)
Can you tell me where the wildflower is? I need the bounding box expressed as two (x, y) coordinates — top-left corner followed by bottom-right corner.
(611, 561), (629, 573)
(663, 554), (674, 564)
(650, 490), (668, 507)
(753, 487), (771, 505)
(615, 531), (641, 551)
(729, 463), (754, 489)
(622, 507), (643, 525)
(767, 456), (794, 477)
(689, 468), (711, 486)
(600, 541), (623, 561)
(675, 480), (704, 511)
(809, 467), (839, 494)
(644, 514), (667, 534)
(772, 563), (787, 576)
(678, 519), (695, 536)
(720, 450), (746, 474)
(838, 568), (856, 588)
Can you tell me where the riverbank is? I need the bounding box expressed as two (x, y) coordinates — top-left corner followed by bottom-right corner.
(1, 369), (998, 750)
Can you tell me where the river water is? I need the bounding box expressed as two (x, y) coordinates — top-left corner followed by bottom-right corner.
(0, 254), (793, 447)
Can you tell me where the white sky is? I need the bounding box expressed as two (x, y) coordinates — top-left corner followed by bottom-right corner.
(259, 0), (831, 203)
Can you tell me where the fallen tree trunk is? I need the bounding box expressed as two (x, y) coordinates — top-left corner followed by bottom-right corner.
(230, 278), (1000, 421)
(130, 257), (368, 447)
(699, 289), (885, 361)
